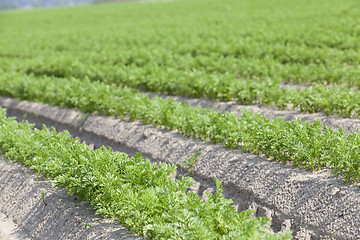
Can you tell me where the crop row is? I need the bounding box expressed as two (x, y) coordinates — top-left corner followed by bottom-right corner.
(1, 72), (359, 183)
(1, 0), (360, 87)
(2, 48), (360, 118)
(11, 57), (359, 118)
(1, 1), (360, 116)
(2, 42), (360, 88)
(0, 108), (291, 239)
(2, 55), (360, 117)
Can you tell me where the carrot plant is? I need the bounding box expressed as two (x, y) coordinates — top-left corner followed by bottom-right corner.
(1, 0), (360, 117)
(0, 108), (292, 239)
(5, 58), (360, 117)
(0, 73), (359, 183)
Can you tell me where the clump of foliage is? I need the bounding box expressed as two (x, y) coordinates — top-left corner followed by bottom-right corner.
(0, 108), (292, 239)
(0, 73), (359, 183)
(1, 0), (360, 117)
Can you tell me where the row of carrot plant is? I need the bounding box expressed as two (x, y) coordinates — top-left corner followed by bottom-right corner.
(1, 0), (360, 117)
(1, 0), (360, 86)
(1, 72), (359, 183)
(14, 59), (360, 118)
(0, 107), (291, 239)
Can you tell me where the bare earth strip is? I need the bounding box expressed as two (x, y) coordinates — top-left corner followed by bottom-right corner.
(0, 97), (360, 239)
(0, 157), (143, 240)
(145, 92), (360, 134)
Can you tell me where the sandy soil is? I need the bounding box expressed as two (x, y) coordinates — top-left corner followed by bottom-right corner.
(0, 97), (360, 239)
(0, 212), (28, 240)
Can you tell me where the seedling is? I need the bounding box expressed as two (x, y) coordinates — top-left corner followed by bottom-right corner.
(41, 190), (47, 206)
(181, 148), (201, 176)
(83, 222), (94, 230)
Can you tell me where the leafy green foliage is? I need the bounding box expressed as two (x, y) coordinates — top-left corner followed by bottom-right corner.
(181, 149), (201, 176)
(0, 108), (292, 239)
(1, 0), (360, 116)
(0, 74), (359, 183)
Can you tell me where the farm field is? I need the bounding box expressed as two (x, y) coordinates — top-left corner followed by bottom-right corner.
(0, 0), (360, 239)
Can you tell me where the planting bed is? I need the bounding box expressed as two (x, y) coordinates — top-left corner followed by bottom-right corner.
(1, 97), (359, 239)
